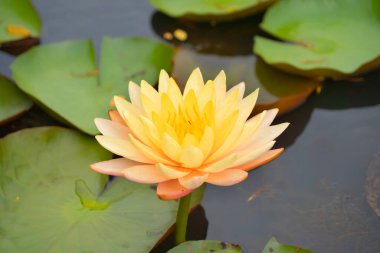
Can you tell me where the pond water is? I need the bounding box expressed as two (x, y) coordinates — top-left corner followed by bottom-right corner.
(1, 1), (380, 252)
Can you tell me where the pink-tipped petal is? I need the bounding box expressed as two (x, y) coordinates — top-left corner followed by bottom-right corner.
(108, 110), (126, 125)
(178, 171), (208, 190)
(123, 165), (170, 184)
(90, 158), (141, 176)
(206, 169), (248, 186)
(94, 118), (131, 139)
(231, 148), (284, 172)
(157, 179), (193, 200)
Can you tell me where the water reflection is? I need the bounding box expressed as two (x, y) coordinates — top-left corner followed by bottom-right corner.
(151, 11), (264, 55)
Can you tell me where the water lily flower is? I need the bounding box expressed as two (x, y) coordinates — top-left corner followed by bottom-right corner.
(90, 68), (289, 200)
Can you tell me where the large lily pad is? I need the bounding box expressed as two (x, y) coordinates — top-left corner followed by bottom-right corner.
(262, 238), (313, 253)
(0, 75), (32, 124)
(172, 48), (318, 115)
(149, 0), (276, 22)
(254, 0), (380, 78)
(11, 37), (173, 135)
(0, 127), (203, 253)
(0, 0), (41, 54)
(168, 240), (243, 253)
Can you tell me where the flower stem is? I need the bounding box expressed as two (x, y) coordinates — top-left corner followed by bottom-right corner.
(175, 192), (192, 245)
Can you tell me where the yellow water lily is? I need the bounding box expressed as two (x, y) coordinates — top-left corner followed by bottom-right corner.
(91, 68), (289, 200)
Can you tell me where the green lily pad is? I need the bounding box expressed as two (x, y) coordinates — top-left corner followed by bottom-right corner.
(149, 0), (276, 22)
(0, 75), (32, 124)
(11, 37), (173, 135)
(172, 48), (318, 115)
(168, 240), (243, 253)
(0, 0), (41, 54)
(262, 237), (313, 253)
(254, 0), (380, 78)
(0, 127), (203, 253)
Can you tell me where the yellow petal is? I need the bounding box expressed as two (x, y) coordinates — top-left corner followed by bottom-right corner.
(128, 134), (177, 166)
(140, 80), (161, 117)
(114, 96), (141, 119)
(156, 163), (192, 179)
(242, 123), (289, 150)
(227, 82), (245, 100)
(231, 148), (284, 172)
(213, 70), (226, 109)
(158, 69), (170, 92)
(167, 78), (182, 108)
(200, 153), (237, 173)
(95, 135), (152, 163)
(182, 133), (199, 147)
(199, 126), (214, 158)
(184, 68), (204, 96)
(230, 141), (276, 168)
(198, 80), (215, 111)
(161, 133), (181, 161)
(233, 110), (266, 150)
(129, 81), (143, 111)
(178, 171), (208, 189)
(238, 88), (259, 122)
(180, 145), (204, 168)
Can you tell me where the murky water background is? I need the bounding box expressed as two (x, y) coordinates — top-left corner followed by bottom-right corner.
(1, 1), (380, 252)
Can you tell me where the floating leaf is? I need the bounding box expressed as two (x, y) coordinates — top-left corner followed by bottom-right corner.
(0, 127), (203, 253)
(172, 48), (318, 115)
(262, 237), (313, 253)
(0, 75), (32, 124)
(11, 37), (173, 135)
(150, 0), (276, 22)
(0, 0), (41, 54)
(254, 0), (380, 78)
(168, 240), (243, 253)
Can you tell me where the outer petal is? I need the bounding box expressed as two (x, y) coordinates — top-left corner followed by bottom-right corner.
(237, 122), (289, 152)
(258, 108), (279, 129)
(157, 179), (193, 200)
(230, 141), (276, 168)
(90, 158), (142, 176)
(230, 148), (284, 171)
(206, 169), (248, 186)
(123, 165), (170, 183)
(95, 135), (152, 163)
(94, 118), (131, 139)
(178, 171), (208, 190)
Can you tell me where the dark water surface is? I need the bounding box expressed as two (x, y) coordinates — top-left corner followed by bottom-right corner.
(1, 1), (380, 252)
